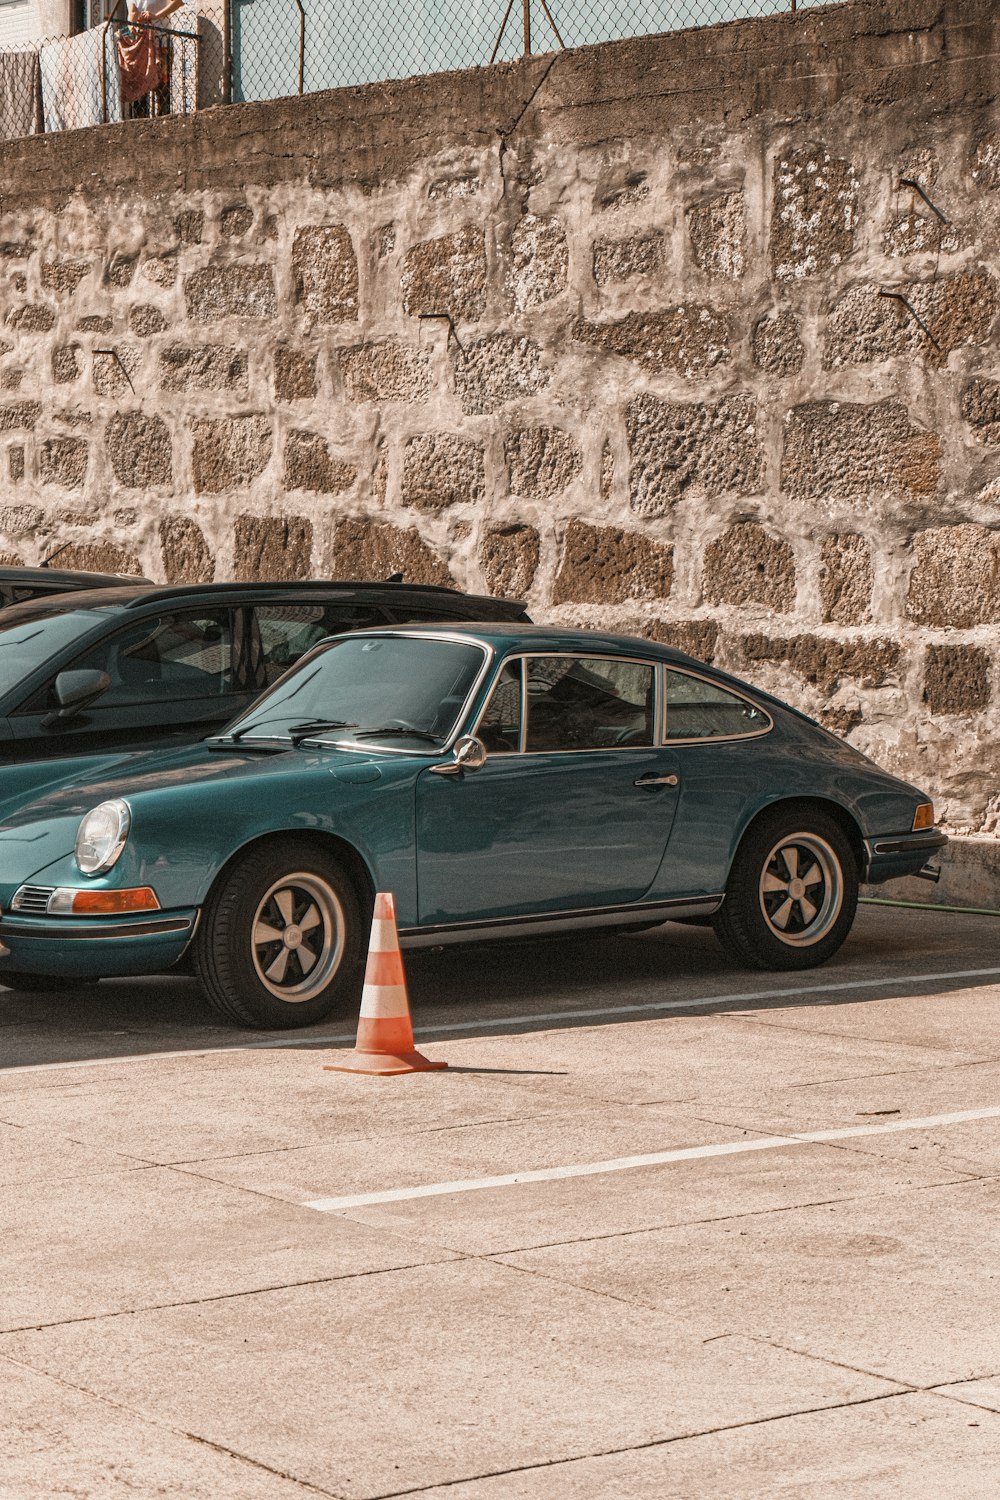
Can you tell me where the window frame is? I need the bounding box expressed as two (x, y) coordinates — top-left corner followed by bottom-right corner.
(662, 665), (774, 745)
(473, 651), (662, 756)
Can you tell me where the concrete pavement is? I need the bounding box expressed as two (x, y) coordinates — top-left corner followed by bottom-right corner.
(1, 903), (1000, 1497)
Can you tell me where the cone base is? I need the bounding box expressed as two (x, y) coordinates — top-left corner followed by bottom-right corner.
(324, 1048), (448, 1076)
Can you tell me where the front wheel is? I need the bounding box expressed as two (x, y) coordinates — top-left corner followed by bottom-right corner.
(712, 809), (858, 971)
(195, 840), (368, 1028)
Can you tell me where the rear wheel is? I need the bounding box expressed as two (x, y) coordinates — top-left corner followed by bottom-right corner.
(712, 808), (858, 971)
(195, 840), (367, 1028)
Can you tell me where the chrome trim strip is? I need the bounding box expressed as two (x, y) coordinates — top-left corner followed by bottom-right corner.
(399, 895), (723, 947)
(871, 832), (948, 856)
(0, 915), (194, 941)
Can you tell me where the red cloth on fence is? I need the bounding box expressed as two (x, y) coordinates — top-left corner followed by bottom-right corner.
(117, 23), (162, 103)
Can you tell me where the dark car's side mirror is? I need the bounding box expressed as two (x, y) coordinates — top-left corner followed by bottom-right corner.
(42, 669), (112, 728)
(429, 735), (488, 777)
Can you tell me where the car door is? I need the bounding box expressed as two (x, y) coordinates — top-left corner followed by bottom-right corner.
(415, 652), (681, 925)
(6, 606), (246, 761)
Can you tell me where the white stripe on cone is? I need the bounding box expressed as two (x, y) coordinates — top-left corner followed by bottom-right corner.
(367, 917), (398, 953)
(360, 982), (410, 1019)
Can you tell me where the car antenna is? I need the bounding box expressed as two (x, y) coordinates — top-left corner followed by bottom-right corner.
(39, 541), (75, 569)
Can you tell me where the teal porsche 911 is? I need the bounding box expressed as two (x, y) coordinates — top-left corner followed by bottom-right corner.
(0, 625), (946, 1028)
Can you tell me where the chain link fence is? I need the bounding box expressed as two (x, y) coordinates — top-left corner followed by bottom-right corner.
(0, 12), (198, 141)
(231, 0), (835, 104)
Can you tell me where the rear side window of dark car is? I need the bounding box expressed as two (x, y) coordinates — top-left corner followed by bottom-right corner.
(249, 603), (392, 688)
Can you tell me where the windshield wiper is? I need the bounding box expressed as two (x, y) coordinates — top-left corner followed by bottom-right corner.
(287, 719), (359, 745)
(353, 726), (441, 744)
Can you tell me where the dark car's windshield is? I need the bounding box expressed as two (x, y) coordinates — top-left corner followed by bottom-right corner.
(0, 608), (109, 698)
(219, 634), (488, 748)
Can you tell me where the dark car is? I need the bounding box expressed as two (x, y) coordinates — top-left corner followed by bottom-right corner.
(0, 580), (530, 773)
(0, 564), (152, 610)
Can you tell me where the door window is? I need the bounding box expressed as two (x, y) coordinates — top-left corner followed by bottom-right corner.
(477, 659), (523, 752)
(525, 656), (655, 752)
(665, 669), (770, 741)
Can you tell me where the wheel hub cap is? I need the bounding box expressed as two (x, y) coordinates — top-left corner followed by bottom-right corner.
(758, 833), (844, 948)
(251, 872), (346, 1003)
(283, 924), (303, 950)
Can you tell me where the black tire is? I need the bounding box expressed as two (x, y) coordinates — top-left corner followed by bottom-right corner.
(712, 807), (859, 971)
(0, 973), (100, 992)
(194, 839), (368, 1029)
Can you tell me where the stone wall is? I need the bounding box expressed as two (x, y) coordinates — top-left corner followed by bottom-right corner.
(1, 0), (1000, 830)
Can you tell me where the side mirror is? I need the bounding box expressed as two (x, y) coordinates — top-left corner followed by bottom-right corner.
(42, 669), (111, 728)
(429, 735), (488, 777)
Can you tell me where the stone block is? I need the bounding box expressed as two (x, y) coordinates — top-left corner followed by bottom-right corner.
(142, 255), (178, 287)
(106, 256), (137, 288)
(618, 617), (720, 663)
(192, 415), (270, 493)
(401, 433), (485, 511)
(626, 393), (763, 516)
(826, 271), (999, 366)
(505, 426), (582, 501)
(552, 520), (673, 605)
(820, 533), (873, 625)
(751, 310), (804, 374)
(704, 522), (796, 610)
(401, 225), (487, 322)
(0, 402), (41, 431)
(376, 224), (396, 257)
(184, 265), (277, 322)
(454, 333), (548, 415)
(233, 514), (313, 581)
(819, 705), (862, 737)
(107, 411), (172, 488)
(77, 315), (112, 333)
(479, 524), (539, 598)
(771, 144), (859, 280)
(6, 305), (55, 333)
(40, 259), (89, 294)
(52, 345), (80, 384)
(342, 340), (430, 402)
(159, 515), (215, 584)
(572, 307), (730, 377)
(600, 441), (614, 501)
(51, 541), (142, 574)
(93, 345), (141, 398)
(924, 644), (992, 715)
(882, 213), (961, 256)
(506, 214), (568, 311)
(284, 430), (356, 493)
(8, 447), (24, 481)
(291, 225), (359, 323)
(782, 399), (940, 503)
(971, 133), (1000, 190)
(592, 236), (663, 285)
(39, 437), (88, 490)
(274, 346), (318, 401)
(220, 204), (254, 238)
(329, 517), (453, 587)
(1, 369), (23, 391)
(175, 210), (204, 245)
(906, 524), (1000, 628)
(740, 633), (901, 693)
(961, 377), (1000, 443)
(687, 191), (746, 279)
(160, 344), (249, 394)
(0, 503), (41, 533)
(128, 305), (167, 337)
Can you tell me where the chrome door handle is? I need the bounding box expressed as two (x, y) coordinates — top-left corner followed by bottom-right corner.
(634, 773), (679, 787)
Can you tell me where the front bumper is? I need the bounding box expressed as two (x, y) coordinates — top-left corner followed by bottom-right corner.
(864, 829), (949, 886)
(0, 908), (199, 978)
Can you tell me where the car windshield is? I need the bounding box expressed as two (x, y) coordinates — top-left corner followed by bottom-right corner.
(0, 608), (109, 698)
(220, 634), (488, 747)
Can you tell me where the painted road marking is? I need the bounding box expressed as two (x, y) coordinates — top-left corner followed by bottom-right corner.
(4, 965), (1000, 1075)
(303, 1105), (1000, 1212)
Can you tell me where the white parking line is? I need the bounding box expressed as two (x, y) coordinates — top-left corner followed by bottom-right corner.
(303, 1105), (1000, 1212)
(4, 965), (1000, 1075)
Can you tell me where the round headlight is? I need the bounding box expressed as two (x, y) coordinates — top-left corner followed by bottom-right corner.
(75, 799), (131, 875)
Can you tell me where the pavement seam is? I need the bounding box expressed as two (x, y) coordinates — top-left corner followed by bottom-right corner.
(0, 1348), (346, 1498)
(0, 1258), (458, 1337)
(353, 1391), (916, 1498)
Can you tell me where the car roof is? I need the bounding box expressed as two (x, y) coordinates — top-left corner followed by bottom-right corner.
(0, 566), (152, 588)
(0, 579), (528, 624)
(345, 620), (707, 666)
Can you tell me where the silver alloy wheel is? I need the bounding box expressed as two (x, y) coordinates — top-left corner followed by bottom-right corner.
(757, 832), (844, 948)
(251, 871), (346, 1002)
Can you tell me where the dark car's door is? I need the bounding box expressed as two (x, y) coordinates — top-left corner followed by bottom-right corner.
(5, 606), (248, 761)
(415, 653), (681, 924)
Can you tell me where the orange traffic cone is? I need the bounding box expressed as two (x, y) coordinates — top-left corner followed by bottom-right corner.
(324, 892), (447, 1076)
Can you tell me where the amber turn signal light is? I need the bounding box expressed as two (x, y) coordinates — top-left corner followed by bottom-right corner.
(70, 887), (161, 915)
(912, 804), (935, 831)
